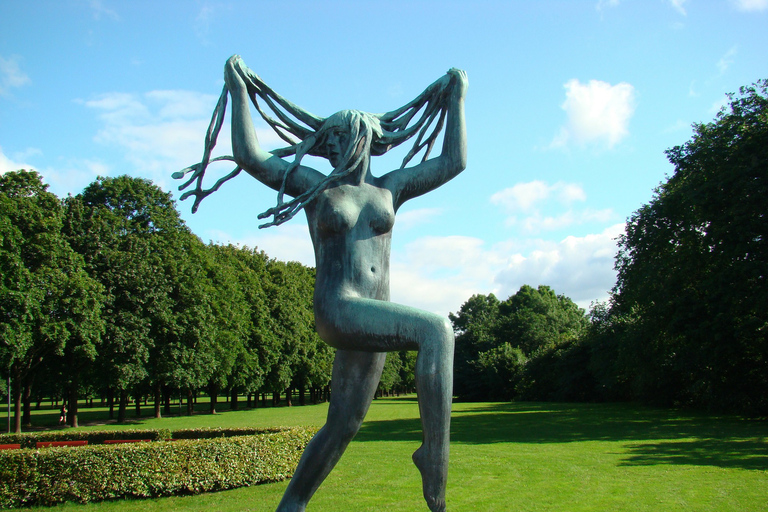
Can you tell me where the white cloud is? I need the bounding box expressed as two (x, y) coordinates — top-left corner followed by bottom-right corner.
(0, 55), (31, 95)
(208, 223), (316, 267)
(81, 89), (279, 191)
(0, 146), (106, 196)
(491, 181), (586, 213)
(493, 223), (625, 309)
(710, 96), (730, 115)
(395, 207), (444, 231)
(513, 208), (615, 233)
(732, 0), (768, 11)
(596, 0), (621, 11)
(490, 181), (612, 233)
(550, 79), (636, 149)
(668, 0), (688, 15)
(717, 46), (738, 75)
(0, 146), (30, 175)
(387, 224), (624, 316)
(89, 0), (119, 20)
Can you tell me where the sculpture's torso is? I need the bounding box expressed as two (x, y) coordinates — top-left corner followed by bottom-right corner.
(306, 179), (395, 316)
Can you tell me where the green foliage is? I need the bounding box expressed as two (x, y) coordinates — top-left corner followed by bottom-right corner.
(0, 427), (316, 507)
(0, 170), (104, 431)
(0, 429), (173, 448)
(3, 170), (329, 430)
(450, 286), (588, 401)
(611, 79), (768, 413)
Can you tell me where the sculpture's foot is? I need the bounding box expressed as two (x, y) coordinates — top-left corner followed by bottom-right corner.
(412, 445), (447, 512)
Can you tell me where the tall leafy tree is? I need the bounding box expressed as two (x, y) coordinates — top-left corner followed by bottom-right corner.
(65, 176), (207, 420)
(1, 170), (103, 431)
(449, 293), (501, 400)
(496, 285), (588, 356)
(612, 80), (768, 413)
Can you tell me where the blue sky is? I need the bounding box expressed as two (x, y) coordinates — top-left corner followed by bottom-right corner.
(1, 0), (767, 316)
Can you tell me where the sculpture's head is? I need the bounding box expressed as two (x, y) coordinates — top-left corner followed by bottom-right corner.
(313, 110), (382, 172)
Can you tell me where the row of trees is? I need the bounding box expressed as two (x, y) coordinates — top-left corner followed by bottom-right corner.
(451, 80), (767, 416)
(1, 171), (415, 433)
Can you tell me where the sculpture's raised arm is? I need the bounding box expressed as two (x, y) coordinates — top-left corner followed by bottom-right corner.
(225, 56), (322, 198)
(383, 68), (468, 210)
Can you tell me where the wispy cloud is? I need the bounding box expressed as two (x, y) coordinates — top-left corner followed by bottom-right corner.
(731, 0), (768, 11)
(396, 207), (444, 231)
(493, 223), (625, 309)
(88, 0), (119, 20)
(0, 55), (31, 96)
(668, 0), (688, 16)
(490, 181), (613, 234)
(596, 0), (621, 12)
(717, 46), (738, 75)
(81, 89), (272, 190)
(0, 146), (30, 175)
(0, 146), (105, 196)
(491, 181), (586, 213)
(549, 79), (636, 149)
(388, 223), (625, 315)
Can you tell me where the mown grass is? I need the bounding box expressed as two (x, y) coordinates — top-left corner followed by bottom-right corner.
(12, 398), (768, 511)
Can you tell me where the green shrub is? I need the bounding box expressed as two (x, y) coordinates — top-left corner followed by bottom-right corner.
(0, 429), (172, 449)
(0, 427), (316, 508)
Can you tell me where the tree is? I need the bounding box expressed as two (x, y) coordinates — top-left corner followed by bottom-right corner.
(449, 286), (588, 401)
(65, 175), (207, 420)
(1, 170), (104, 431)
(449, 293), (501, 401)
(612, 79), (768, 413)
(496, 285), (588, 356)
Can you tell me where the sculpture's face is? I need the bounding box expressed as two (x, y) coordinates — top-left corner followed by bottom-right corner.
(324, 126), (350, 168)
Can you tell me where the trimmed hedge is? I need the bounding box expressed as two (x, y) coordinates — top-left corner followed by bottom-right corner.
(0, 427), (300, 448)
(0, 429), (172, 448)
(0, 427), (316, 508)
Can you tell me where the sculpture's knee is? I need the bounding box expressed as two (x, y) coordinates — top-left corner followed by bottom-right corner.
(426, 315), (454, 353)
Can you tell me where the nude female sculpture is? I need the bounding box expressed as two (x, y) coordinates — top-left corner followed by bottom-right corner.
(176, 56), (467, 511)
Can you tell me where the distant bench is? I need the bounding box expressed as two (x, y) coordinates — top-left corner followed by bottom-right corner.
(103, 439), (151, 444)
(0, 444), (21, 450)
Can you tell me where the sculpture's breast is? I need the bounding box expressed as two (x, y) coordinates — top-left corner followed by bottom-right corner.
(315, 183), (394, 237)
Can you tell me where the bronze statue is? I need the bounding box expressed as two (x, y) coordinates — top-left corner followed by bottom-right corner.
(175, 56), (467, 511)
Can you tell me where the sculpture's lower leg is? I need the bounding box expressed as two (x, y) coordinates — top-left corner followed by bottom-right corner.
(412, 319), (454, 512)
(275, 349), (386, 512)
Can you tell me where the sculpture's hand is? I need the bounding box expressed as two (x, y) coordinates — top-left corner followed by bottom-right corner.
(447, 68), (468, 98)
(224, 55), (245, 90)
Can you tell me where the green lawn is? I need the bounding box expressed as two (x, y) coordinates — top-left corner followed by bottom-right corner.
(13, 398), (768, 511)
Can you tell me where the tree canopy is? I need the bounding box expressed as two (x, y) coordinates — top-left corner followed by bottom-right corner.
(610, 79), (768, 413)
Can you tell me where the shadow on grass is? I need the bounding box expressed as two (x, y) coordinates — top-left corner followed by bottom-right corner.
(356, 401), (768, 471)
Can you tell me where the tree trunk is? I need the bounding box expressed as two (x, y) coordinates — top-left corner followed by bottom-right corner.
(107, 389), (114, 419)
(163, 389), (172, 416)
(209, 384), (218, 415)
(22, 380), (32, 427)
(299, 386), (306, 406)
(186, 389), (194, 415)
(12, 382), (22, 434)
(117, 390), (127, 423)
(135, 394), (141, 417)
(285, 387), (292, 407)
(154, 383), (162, 419)
(231, 388), (239, 410)
(68, 386), (79, 428)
